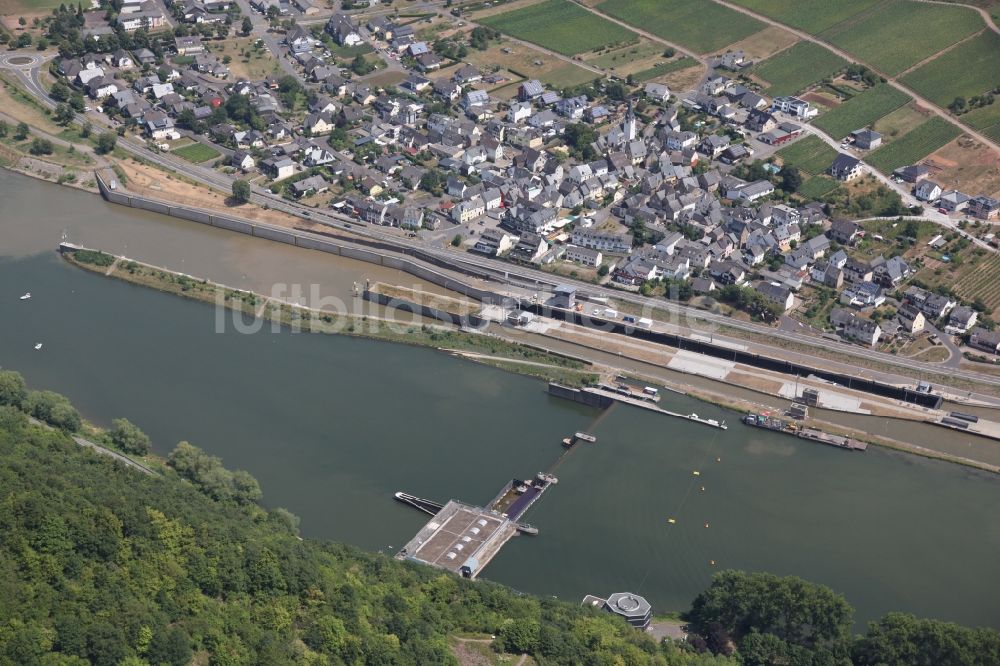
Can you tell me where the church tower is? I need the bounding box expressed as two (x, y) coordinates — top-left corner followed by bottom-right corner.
(623, 101), (637, 142)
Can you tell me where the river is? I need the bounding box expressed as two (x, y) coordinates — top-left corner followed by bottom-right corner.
(2, 170), (999, 628)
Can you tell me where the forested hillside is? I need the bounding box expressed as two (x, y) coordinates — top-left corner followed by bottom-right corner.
(0, 368), (998, 665)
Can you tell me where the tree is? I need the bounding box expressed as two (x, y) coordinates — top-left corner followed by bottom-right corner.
(451, 234), (462, 247)
(15, 32), (31, 48)
(23, 390), (81, 431)
(497, 618), (540, 654)
(687, 570), (853, 653)
(0, 370), (27, 407)
(240, 15), (252, 36)
(29, 138), (54, 155)
(50, 80), (71, 102)
(563, 123), (597, 160)
(109, 418), (151, 455)
(232, 178), (251, 203)
(18, 15), (26, 26)
(14, 121), (29, 141)
(146, 627), (192, 666)
(350, 54), (375, 76)
(781, 166), (802, 193)
(54, 103), (75, 126)
(419, 169), (443, 195)
(95, 131), (117, 154)
(662, 47), (676, 57)
(0, 120), (8, 138)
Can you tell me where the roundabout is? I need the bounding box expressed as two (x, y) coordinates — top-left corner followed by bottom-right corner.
(0, 52), (48, 70)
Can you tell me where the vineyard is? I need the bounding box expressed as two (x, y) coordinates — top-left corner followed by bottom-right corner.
(752, 42), (847, 97)
(812, 84), (911, 140)
(822, 0), (984, 76)
(479, 0), (637, 56)
(950, 252), (1000, 317)
(597, 0), (765, 53)
(865, 117), (961, 174)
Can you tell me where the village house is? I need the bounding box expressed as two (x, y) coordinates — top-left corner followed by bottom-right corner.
(831, 308), (881, 346)
(829, 154), (862, 181)
(565, 245), (603, 268)
(969, 327), (1000, 354)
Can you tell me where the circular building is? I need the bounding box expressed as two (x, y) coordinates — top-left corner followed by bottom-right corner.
(604, 592), (652, 630)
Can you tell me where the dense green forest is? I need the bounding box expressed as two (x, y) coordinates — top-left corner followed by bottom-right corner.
(0, 368), (998, 665)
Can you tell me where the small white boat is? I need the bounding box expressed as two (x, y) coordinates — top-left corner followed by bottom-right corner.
(34, 343), (43, 350)
(20, 293), (31, 300)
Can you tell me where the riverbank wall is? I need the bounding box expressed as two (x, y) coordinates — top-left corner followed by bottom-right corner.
(95, 171), (509, 305)
(362, 288), (487, 329)
(94, 171), (947, 413)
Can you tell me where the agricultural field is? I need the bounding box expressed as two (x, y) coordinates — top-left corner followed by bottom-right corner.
(775, 135), (839, 175)
(822, 0), (985, 76)
(726, 0), (881, 33)
(596, 0), (766, 54)
(478, 0), (637, 56)
(631, 57), (697, 82)
(899, 32), (1000, 108)
(812, 84), (911, 139)
(752, 42), (847, 97)
(961, 103), (1000, 144)
(865, 116), (962, 174)
(172, 143), (221, 164)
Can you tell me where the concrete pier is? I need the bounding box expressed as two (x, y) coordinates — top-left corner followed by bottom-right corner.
(396, 501), (517, 579)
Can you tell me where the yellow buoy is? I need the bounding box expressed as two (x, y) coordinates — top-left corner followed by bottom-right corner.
(716, 457), (721, 463)
(667, 518), (676, 524)
(699, 486), (706, 492)
(692, 470), (701, 476)
(704, 522), (710, 528)
(709, 560), (716, 566)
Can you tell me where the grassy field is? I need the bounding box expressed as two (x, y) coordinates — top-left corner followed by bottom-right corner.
(776, 135), (839, 175)
(461, 39), (595, 94)
(727, 0), (881, 33)
(899, 32), (1000, 107)
(172, 143), (221, 163)
(722, 25), (799, 61)
(752, 42), (847, 96)
(822, 0), (985, 76)
(812, 84), (911, 139)
(206, 38), (280, 81)
(865, 116), (962, 173)
(632, 56), (697, 82)
(961, 103), (1000, 143)
(797, 174), (841, 199)
(479, 0), (637, 56)
(584, 40), (661, 70)
(0, 0), (63, 14)
(872, 103), (934, 141)
(596, 0), (765, 54)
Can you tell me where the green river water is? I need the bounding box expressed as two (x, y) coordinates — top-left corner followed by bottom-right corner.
(1, 171), (999, 628)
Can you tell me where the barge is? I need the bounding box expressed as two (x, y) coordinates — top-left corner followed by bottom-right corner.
(743, 413), (867, 451)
